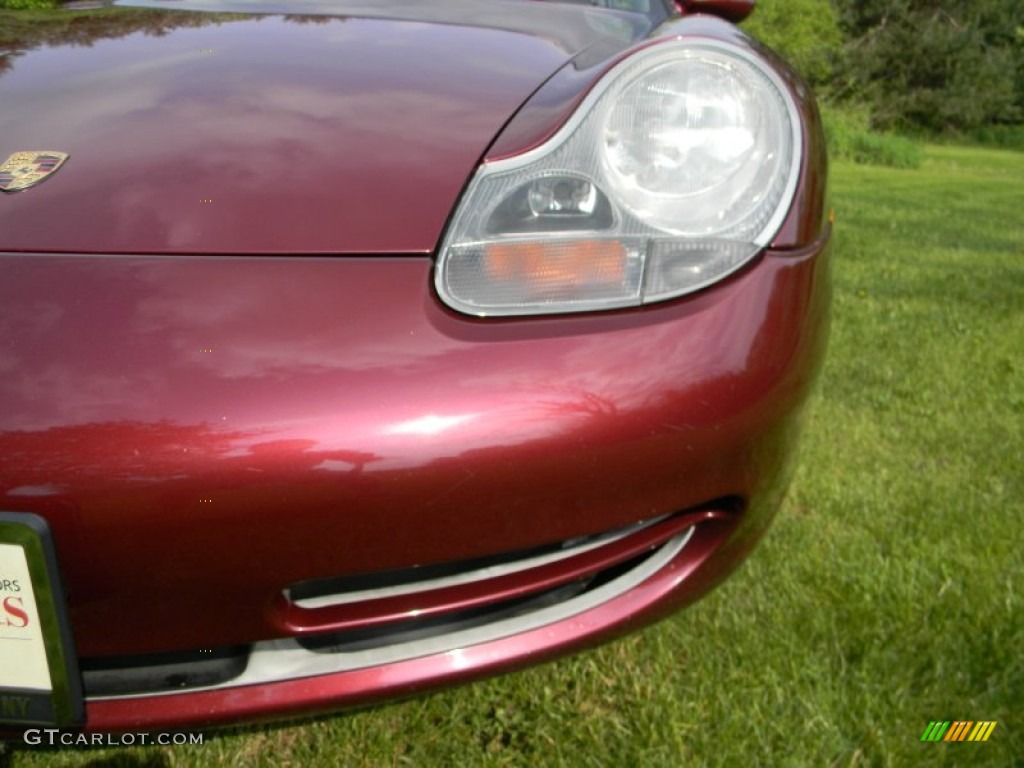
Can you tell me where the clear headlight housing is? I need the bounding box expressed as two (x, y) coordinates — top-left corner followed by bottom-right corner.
(435, 38), (802, 316)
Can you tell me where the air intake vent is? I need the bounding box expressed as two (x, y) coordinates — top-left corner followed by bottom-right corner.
(274, 508), (729, 644)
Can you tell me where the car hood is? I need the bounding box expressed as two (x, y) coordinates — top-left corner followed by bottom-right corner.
(0, 1), (649, 254)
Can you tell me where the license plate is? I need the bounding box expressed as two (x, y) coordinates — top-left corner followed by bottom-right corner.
(0, 512), (83, 727)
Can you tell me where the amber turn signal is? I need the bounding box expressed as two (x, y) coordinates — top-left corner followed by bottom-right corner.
(484, 240), (628, 292)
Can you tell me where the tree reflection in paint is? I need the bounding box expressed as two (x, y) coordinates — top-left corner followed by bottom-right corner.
(0, 420), (380, 497)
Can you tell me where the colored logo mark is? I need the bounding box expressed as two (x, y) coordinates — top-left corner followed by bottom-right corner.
(921, 721), (997, 742)
(0, 151), (69, 192)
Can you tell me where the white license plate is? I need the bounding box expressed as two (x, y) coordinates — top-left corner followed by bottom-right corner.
(0, 513), (82, 726)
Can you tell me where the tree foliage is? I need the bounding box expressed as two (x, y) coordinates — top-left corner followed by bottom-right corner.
(749, 0), (1024, 134)
(744, 0), (843, 85)
(831, 0), (1024, 131)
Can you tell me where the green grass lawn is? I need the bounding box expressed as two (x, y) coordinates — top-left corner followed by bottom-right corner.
(4, 144), (1023, 766)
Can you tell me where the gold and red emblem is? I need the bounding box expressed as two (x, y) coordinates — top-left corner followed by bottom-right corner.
(0, 151), (69, 193)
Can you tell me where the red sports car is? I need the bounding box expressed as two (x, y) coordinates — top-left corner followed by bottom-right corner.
(0, 0), (830, 732)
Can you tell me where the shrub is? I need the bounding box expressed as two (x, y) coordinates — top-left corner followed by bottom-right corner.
(965, 124), (1024, 151)
(823, 107), (923, 169)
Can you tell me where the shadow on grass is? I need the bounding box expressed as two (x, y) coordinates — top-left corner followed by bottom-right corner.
(81, 756), (170, 768)
(0, 696), (411, 766)
(3, 745), (170, 768)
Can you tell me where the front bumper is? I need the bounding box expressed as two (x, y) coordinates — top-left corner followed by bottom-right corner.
(0, 228), (830, 730)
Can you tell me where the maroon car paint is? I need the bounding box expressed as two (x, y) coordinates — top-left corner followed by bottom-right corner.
(0, 230), (829, 659)
(0, 228), (831, 730)
(0, 3), (651, 254)
(0, 0), (832, 731)
(676, 0), (756, 23)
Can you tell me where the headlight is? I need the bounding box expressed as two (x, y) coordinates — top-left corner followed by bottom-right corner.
(435, 38), (802, 317)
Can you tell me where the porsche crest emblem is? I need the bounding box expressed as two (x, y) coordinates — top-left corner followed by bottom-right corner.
(0, 151), (69, 193)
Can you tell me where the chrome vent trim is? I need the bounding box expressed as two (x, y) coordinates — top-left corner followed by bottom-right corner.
(91, 527), (693, 700)
(290, 516), (663, 609)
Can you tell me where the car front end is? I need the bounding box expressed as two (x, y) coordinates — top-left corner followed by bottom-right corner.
(0, 0), (830, 732)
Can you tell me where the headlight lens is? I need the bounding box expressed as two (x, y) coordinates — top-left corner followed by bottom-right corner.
(436, 38), (802, 317)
